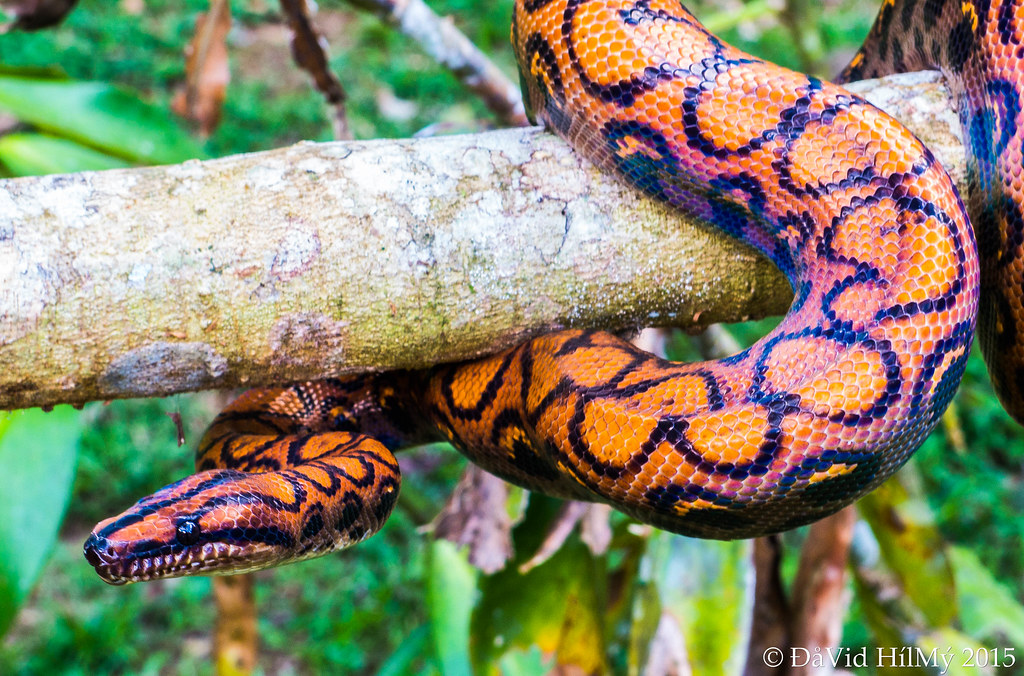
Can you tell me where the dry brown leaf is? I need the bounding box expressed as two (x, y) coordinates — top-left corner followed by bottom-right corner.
(518, 501), (612, 573)
(172, 0), (231, 137)
(433, 465), (516, 574)
(279, 0), (351, 139)
(165, 411), (186, 446)
(644, 613), (692, 676)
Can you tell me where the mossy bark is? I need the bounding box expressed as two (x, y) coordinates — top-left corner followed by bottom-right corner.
(0, 73), (965, 410)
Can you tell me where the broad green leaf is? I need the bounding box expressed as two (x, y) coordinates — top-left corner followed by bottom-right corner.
(0, 75), (203, 165)
(858, 468), (956, 627)
(428, 539), (477, 676)
(0, 133), (131, 176)
(917, 628), (993, 676)
(633, 532), (751, 676)
(472, 498), (608, 675)
(949, 546), (1024, 648)
(851, 568), (931, 676)
(0, 65), (68, 79)
(0, 406), (81, 636)
(627, 545), (665, 675)
(497, 646), (555, 676)
(702, 0), (777, 33)
(378, 625), (432, 676)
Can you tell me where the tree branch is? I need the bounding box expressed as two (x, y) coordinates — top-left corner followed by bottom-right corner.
(0, 72), (965, 410)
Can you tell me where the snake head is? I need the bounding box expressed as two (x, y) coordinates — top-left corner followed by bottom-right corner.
(83, 469), (297, 584)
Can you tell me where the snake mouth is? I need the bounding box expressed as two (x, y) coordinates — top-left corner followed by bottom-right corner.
(84, 533), (274, 584)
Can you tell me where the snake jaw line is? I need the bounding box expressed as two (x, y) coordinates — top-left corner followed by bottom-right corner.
(84, 532), (278, 584)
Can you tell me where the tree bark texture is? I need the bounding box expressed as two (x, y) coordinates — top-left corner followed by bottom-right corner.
(0, 72), (965, 410)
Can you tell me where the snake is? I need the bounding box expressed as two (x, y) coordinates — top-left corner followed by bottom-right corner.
(85, 0), (1023, 584)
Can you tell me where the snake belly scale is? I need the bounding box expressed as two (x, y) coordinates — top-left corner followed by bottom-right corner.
(87, 0), (1024, 583)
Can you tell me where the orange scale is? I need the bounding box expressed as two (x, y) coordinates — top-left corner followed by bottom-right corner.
(642, 0), (691, 15)
(807, 416), (855, 449)
(891, 218), (959, 303)
(636, 16), (705, 57)
(807, 463), (856, 485)
(581, 401), (659, 467)
(559, 348), (638, 388)
(779, 88), (799, 105)
(614, 133), (664, 161)
(300, 463), (336, 487)
(786, 434), (812, 455)
(694, 69), (807, 152)
(782, 410), (817, 441)
(631, 84), (689, 127)
(635, 469), (662, 493)
(829, 283), (888, 330)
(828, 198), (901, 263)
(851, 128), (879, 149)
(760, 335), (840, 391)
(921, 163), (969, 218)
(623, 374), (712, 416)
(787, 116), (877, 187)
(440, 358), (510, 411)
(685, 408), (770, 465)
(137, 516), (176, 541)
(813, 183), (893, 226)
(808, 87), (845, 113)
(687, 470), (711, 487)
(647, 439), (669, 462)
(664, 454), (698, 481)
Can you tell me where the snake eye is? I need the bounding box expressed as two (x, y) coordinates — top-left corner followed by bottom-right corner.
(175, 519), (202, 546)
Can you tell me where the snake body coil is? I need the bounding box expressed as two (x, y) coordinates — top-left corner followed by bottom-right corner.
(86, 0), (1021, 584)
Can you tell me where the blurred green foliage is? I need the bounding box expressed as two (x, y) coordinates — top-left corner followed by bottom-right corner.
(0, 408), (80, 636)
(1, 0), (1023, 674)
(0, 74), (203, 171)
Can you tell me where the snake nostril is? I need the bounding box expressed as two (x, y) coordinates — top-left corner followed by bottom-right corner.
(83, 534), (108, 566)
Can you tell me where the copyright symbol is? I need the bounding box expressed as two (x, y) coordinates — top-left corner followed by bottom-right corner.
(763, 647), (784, 667)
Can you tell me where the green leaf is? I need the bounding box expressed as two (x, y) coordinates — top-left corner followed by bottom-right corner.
(632, 533), (752, 676)
(858, 468), (957, 627)
(496, 646), (555, 676)
(377, 624), (432, 676)
(917, 628), (992, 676)
(949, 546), (1024, 648)
(428, 539), (477, 676)
(0, 75), (203, 165)
(0, 133), (131, 176)
(471, 498), (608, 676)
(0, 406), (81, 637)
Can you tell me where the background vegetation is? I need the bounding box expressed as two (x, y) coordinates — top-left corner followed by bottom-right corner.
(1, 0), (1022, 674)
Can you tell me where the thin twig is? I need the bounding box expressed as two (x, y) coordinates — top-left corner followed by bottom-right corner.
(280, 0), (353, 139)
